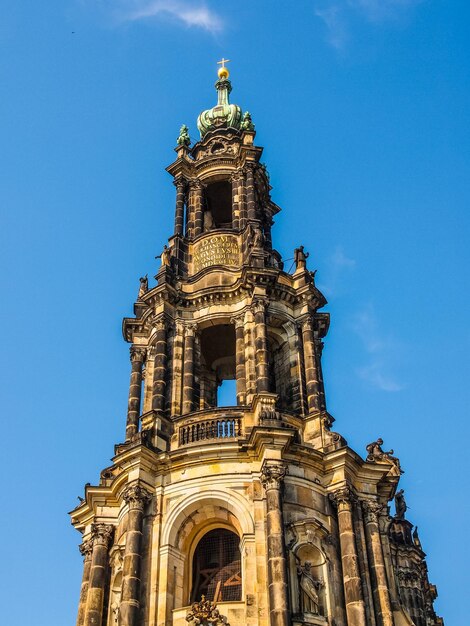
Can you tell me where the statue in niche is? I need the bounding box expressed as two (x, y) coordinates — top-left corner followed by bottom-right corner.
(156, 244), (172, 267)
(204, 208), (215, 231)
(249, 224), (264, 249)
(395, 489), (407, 520)
(297, 561), (324, 615)
(366, 437), (403, 473)
(138, 275), (148, 299)
(294, 245), (309, 271)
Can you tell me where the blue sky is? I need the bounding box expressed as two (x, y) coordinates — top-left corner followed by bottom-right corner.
(1, 1), (468, 624)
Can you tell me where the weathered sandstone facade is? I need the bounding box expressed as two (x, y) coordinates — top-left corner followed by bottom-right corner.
(70, 66), (443, 626)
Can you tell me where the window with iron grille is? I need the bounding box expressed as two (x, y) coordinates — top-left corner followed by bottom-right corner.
(191, 529), (242, 603)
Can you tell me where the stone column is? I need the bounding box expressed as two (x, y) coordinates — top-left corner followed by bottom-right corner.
(231, 170), (243, 230)
(314, 336), (327, 411)
(182, 324), (196, 414)
(119, 484), (152, 626)
(301, 317), (320, 413)
(252, 299), (269, 393)
(173, 177), (185, 236)
(170, 321), (184, 416)
(189, 180), (203, 238)
(85, 523), (114, 626)
(362, 501), (394, 626)
(232, 315), (246, 405)
(151, 319), (168, 413)
(330, 488), (367, 626)
(126, 347), (146, 441)
(261, 462), (290, 626)
(246, 163), (257, 221)
(76, 539), (93, 626)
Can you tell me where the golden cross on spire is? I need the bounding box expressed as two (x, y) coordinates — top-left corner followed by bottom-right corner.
(217, 57), (231, 79)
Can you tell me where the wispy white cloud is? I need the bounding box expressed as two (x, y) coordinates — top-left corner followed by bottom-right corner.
(352, 304), (405, 392)
(314, 0), (425, 49)
(314, 5), (348, 50)
(317, 245), (356, 296)
(114, 0), (223, 33)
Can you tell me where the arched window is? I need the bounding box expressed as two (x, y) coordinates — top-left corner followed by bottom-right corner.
(191, 529), (241, 603)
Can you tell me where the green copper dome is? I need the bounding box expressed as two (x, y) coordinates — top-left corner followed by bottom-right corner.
(197, 77), (243, 138)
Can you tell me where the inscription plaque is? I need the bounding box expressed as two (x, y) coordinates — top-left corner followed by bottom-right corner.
(192, 234), (240, 274)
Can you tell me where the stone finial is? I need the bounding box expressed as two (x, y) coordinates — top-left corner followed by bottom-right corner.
(122, 483), (152, 510)
(261, 462), (287, 489)
(365, 438), (403, 474)
(176, 124), (191, 147)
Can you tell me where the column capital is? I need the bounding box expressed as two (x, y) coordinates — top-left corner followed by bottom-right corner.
(130, 346), (146, 362)
(173, 175), (187, 188)
(230, 314), (245, 329)
(245, 161), (257, 172)
(153, 317), (167, 332)
(79, 538), (93, 560)
(122, 483), (152, 511)
(185, 322), (198, 336)
(90, 523), (114, 547)
(188, 178), (203, 190)
(329, 486), (356, 508)
(230, 169), (244, 183)
(261, 461), (287, 490)
(251, 297), (269, 315)
(361, 499), (384, 523)
(301, 315), (314, 332)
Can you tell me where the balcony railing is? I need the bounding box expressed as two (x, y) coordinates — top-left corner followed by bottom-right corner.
(179, 416), (243, 445)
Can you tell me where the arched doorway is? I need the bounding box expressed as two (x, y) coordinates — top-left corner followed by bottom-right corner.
(190, 528), (242, 603)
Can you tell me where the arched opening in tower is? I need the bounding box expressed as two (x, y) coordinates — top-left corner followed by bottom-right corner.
(199, 324), (236, 407)
(203, 180), (232, 230)
(190, 528), (242, 603)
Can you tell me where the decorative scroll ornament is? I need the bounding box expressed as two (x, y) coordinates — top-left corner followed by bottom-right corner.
(185, 596), (229, 625)
(261, 462), (287, 489)
(122, 483), (152, 510)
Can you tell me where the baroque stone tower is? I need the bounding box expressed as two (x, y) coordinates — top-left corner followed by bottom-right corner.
(70, 65), (443, 626)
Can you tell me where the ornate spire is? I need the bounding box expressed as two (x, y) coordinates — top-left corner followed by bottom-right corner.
(197, 61), (243, 138)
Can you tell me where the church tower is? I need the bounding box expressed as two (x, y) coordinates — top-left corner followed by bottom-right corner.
(70, 64), (443, 626)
